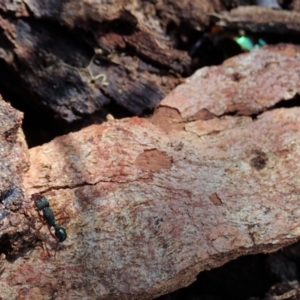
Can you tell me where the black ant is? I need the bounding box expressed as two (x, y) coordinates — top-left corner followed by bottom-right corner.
(31, 194), (68, 255)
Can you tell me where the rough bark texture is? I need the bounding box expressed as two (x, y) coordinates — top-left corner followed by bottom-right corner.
(211, 6), (300, 33)
(0, 97), (29, 257)
(0, 0), (225, 123)
(1, 0), (300, 132)
(1, 45), (300, 299)
(159, 44), (300, 120)
(7, 108), (300, 300)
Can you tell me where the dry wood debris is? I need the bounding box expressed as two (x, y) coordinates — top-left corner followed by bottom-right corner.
(1, 45), (300, 299)
(0, 0), (225, 123)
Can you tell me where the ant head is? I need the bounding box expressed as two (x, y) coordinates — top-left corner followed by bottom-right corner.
(32, 194), (50, 210)
(54, 226), (67, 242)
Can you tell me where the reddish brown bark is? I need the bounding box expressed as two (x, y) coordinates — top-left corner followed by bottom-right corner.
(11, 107), (300, 300)
(2, 45), (300, 299)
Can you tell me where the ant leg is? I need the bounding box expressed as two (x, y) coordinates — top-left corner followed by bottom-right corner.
(43, 225), (60, 258)
(35, 214), (58, 241)
(51, 201), (70, 223)
(35, 209), (51, 230)
(39, 239), (52, 258)
(36, 222), (45, 232)
(54, 241), (61, 258)
(55, 216), (70, 224)
(44, 224), (57, 240)
(32, 222), (53, 258)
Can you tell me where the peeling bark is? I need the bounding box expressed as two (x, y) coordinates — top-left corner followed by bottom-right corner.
(0, 97), (29, 257)
(159, 44), (300, 120)
(5, 107), (300, 299)
(2, 45), (300, 299)
(211, 6), (300, 33)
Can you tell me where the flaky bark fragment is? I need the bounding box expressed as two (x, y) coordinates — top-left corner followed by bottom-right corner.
(160, 44), (300, 120)
(155, 0), (224, 29)
(211, 6), (300, 33)
(0, 98), (26, 199)
(0, 97), (29, 256)
(0, 105), (298, 299)
(2, 45), (300, 299)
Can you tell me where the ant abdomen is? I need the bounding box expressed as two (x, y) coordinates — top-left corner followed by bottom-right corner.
(54, 226), (67, 242)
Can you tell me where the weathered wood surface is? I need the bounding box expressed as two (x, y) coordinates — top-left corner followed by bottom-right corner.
(4, 107), (300, 300)
(159, 44), (300, 119)
(1, 0), (300, 132)
(0, 45), (300, 299)
(0, 98), (29, 256)
(2, 0), (300, 129)
(212, 5), (300, 33)
(0, 0), (225, 123)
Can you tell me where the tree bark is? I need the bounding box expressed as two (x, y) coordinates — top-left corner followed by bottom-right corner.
(1, 45), (300, 299)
